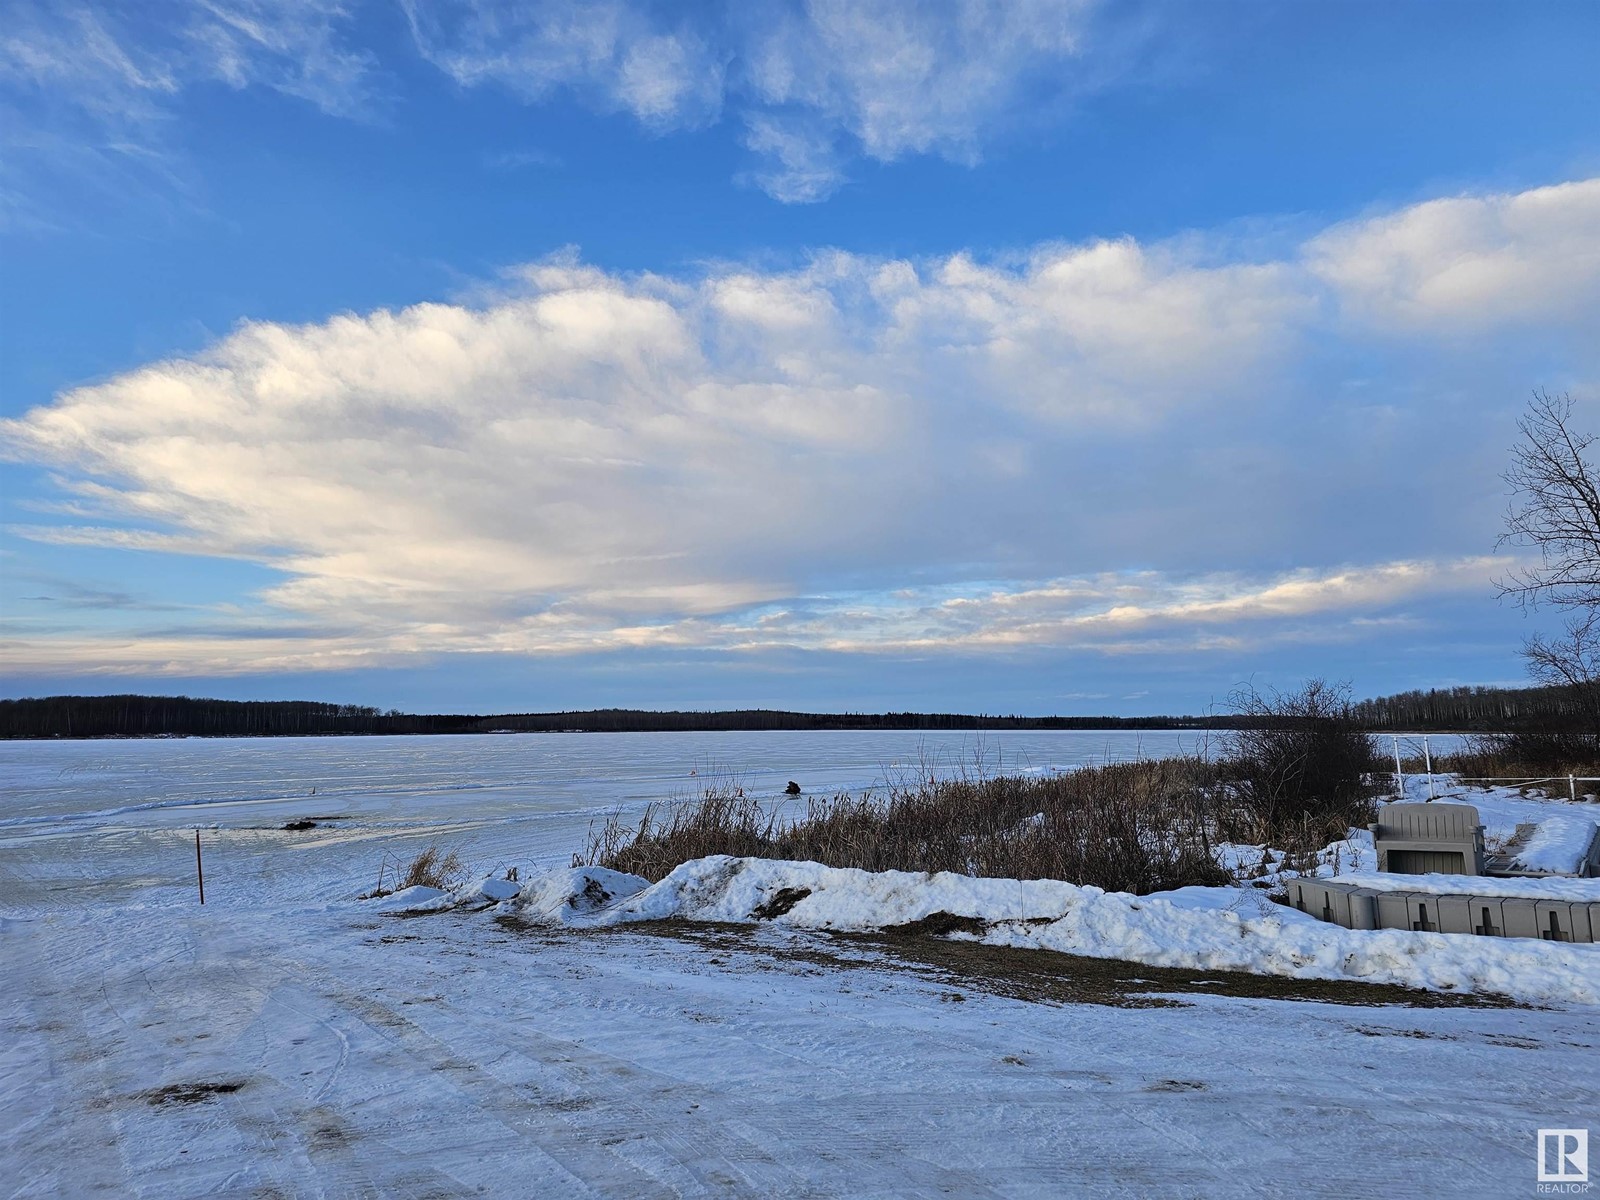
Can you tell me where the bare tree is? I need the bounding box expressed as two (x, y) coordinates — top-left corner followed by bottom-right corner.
(1497, 390), (1600, 741)
(1499, 390), (1600, 609)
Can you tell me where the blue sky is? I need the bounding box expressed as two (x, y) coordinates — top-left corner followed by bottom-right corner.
(2, 0), (1599, 715)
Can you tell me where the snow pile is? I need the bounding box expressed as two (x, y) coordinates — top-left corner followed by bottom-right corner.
(1509, 814), (1600, 875)
(1217, 829), (1377, 885)
(362, 873), (528, 913)
(514, 866), (648, 923)
(506, 856), (1600, 1006)
(365, 884), (451, 913)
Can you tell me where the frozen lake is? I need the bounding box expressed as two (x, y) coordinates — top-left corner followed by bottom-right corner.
(0, 727), (1217, 823)
(0, 730), (1221, 912)
(0, 726), (1471, 828)
(3, 729), (1581, 1200)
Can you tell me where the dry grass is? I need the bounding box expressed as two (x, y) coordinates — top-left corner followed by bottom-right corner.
(360, 843), (469, 898)
(585, 758), (1235, 895)
(399, 844), (465, 891)
(1440, 732), (1600, 781)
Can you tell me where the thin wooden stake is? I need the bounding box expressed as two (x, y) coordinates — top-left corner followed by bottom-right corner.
(195, 828), (205, 905)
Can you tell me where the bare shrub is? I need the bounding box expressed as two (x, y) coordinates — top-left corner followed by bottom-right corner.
(1217, 679), (1384, 850)
(585, 758), (1231, 895)
(1446, 731), (1600, 779)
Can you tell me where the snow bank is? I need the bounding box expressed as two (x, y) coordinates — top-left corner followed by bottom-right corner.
(361, 874), (530, 913)
(365, 884), (450, 913)
(514, 867), (648, 923)
(1509, 815), (1600, 875)
(508, 856), (1600, 1006)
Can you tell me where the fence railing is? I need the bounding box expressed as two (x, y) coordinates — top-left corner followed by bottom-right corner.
(1385, 734), (1599, 802)
(1447, 775), (1600, 801)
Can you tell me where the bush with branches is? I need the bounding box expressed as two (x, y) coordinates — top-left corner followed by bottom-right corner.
(1217, 679), (1384, 848)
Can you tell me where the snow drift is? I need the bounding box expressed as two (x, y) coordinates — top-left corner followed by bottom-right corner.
(503, 857), (1600, 1006)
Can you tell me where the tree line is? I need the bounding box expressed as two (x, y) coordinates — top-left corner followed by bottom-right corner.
(0, 687), (1583, 739)
(1349, 684), (1593, 731)
(0, 695), (482, 739)
(0, 695), (1231, 738)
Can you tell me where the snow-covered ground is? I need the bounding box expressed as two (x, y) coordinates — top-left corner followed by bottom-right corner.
(3, 734), (1596, 1198)
(468, 857), (1599, 1006)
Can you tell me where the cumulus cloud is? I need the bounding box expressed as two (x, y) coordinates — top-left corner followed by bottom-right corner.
(6, 178), (1600, 675)
(1308, 178), (1600, 333)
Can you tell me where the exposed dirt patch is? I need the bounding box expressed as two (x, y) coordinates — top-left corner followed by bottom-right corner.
(752, 887), (812, 919)
(1147, 1079), (1207, 1092)
(853, 933), (1514, 1010)
(138, 1080), (246, 1107)
(310, 1122), (348, 1149)
(496, 913), (1518, 1010)
(622, 919), (1515, 1010)
(882, 911), (987, 938)
(545, 1097), (598, 1112)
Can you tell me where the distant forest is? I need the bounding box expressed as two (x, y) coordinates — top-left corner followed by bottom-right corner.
(0, 684), (1584, 739)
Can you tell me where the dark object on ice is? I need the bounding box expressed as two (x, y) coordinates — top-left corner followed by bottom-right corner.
(282, 818), (318, 831)
(140, 1080), (245, 1107)
(784, 780), (802, 795)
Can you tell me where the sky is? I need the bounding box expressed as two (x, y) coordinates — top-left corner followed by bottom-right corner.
(2, 0), (1599, 716)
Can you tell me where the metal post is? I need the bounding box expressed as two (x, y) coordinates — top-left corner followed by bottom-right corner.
(1392, 735), (1405, 800)
(1571, 775), (1578, 803)
(195, 829), (205, 905)
(1423, 736), (1435, 801)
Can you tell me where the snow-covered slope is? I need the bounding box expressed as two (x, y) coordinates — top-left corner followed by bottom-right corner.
(497, 857), (1600, 1006)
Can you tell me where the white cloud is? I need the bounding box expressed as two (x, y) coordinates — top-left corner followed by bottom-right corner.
(402, 0), (724, 128)
(1, 0), (375, 119)
(6, 178), (1600, 675)
(0, 0), (376, 227)
(185, 0), (377, 119)
(743, 0), (1089, 163)
(739, 113), (843, 204)
(406, 0), (1104, 201)
(0, 556), (1510, 677)
(3, 1), (1120, 208)
(1309, 178), (1600, 333)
